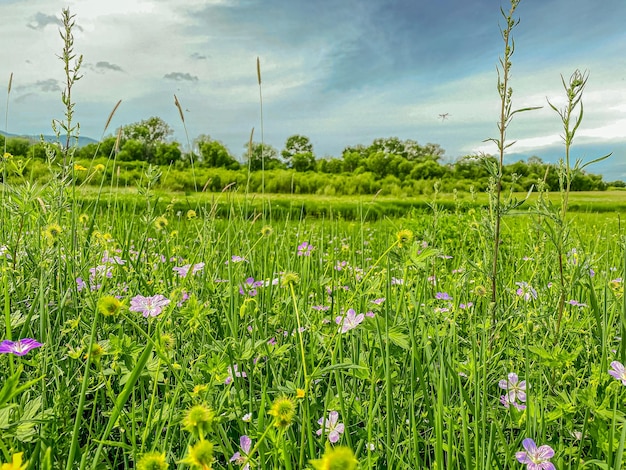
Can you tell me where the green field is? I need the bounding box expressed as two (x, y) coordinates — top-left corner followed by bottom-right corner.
(1, 179), (625, 468)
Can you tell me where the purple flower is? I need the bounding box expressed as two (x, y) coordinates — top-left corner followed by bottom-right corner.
(516, 282), (537, 301)
(230, 435), (252, 470)
(371, 298), (386, 305)
(0, 338), (43, 356)
(515, 438), (555, 470)
(435, 292), (452, 301)
(499, 372), (526, 404)
(316, 411), (345, 443)
(335, 309), (365, 334)
(609, 361), (626, 385)
(129, 294), (170, 317)
(297, 242), (313, 256)
(239, 277), (263, 296)
(173, 262), (204, 278)
(229, 255), (247, 264)
(312, 305), (330, 311)
(500, 394), (527, 411)
(225, 364), (247, 384)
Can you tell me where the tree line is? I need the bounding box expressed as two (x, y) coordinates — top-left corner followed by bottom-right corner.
(2, 116), (621, 193)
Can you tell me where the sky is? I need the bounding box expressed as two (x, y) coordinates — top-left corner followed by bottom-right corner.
(1, 0), (625, 180)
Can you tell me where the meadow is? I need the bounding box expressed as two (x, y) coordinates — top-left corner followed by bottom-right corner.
(2, 1), (626, 469)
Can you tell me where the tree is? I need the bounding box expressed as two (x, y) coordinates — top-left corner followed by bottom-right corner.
(121, 117), (173, 145)
(282, 135), (316, 171)
(196, 135), (239, 169)
(244, 142), (282, 171)
(153, 142), (182, 165)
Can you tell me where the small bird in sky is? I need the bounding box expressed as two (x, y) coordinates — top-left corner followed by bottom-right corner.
(438, 113), (450, 121)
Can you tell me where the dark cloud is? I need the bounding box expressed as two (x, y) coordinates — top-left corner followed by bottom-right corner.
(93, 61), (125, 73)
(191, 52), (208, 60)
(27, 12), (61, 30)
(163, 72), (199, 82)
(34, 79), (61, 92)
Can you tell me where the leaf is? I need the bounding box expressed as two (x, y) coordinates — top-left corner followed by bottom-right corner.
(387, 327), (410, 350)
(580, 152), (612, 171)
(311, 362), (367, 379)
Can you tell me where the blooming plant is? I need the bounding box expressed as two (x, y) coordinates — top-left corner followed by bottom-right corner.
(0, 338), (43, 356)
(609, 361), (626, 385)
(515, 438), (555, 470)
(335, 309), (364, 334)
(316, 411), (345, 443)
(230, 435), (252, 470)
(129, 294), (170, 317)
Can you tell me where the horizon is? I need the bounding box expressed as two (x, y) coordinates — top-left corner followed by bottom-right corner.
(1, 0), (625, 181)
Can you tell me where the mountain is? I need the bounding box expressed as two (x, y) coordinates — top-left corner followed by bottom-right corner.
(0, 130), (98, 147)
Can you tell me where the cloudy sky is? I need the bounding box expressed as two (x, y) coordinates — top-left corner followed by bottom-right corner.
(1, 0), (625, 179)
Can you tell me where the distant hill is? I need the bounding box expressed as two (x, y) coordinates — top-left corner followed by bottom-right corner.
(0, 130), (98, 147)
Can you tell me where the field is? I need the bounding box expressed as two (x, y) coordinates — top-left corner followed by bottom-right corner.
(2, 2), (626, 468)
(1, 179), (625, 469)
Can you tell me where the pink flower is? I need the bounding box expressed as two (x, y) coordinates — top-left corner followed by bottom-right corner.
(499, 372), (527, 404)
(225, 364), (247, 384)
(129, 294), (170, 317)
(316, 411), (345, 443)
(515, 438), (555, 470)
(609, 361), (626, 385)
(230, 435), (252, 470)
(335, 308), (364, 333)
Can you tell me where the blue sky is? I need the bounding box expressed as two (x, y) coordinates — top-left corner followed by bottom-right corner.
(1, 0), (625, 180)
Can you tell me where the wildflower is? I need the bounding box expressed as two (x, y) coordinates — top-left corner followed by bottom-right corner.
(391, 277), (404, 285)
(435, 292), (452, 301)
(94, 163), (105, 172)
(43, 223), (63, 244)
(230, 435), (252, 470)
(310, 446), (358, 470)
(567, 299), (587, 308)
(515, 282), (537, 301)
(179, 440), (214, 469)
(0, 338), (43, 356)
(312, 305), (330, 311)
(268, 396), (296, 430)
(97, 295), (123, 317)
(129, 294), (170, 317)
(474, 285), (487, 297)
(225, 364), (247, 384)
(173, 263), (205, 278)
(396, 229), (413, 247)
(515, 438), (555, 470)
(371, 298), (385, 305)
(261, 225), (273, 237)
(366, 443), (376, 451)
(296, 388), (306, 399)
(499, 372), (527, 404)
(182, 404), (215, 440)
(459, 302), (474, 309)
(316, 411), (345, 443)
(239, 277), (263, 296)
(281, 272), (300, 288)
(84, 343), (105, 364)
(2, 152), (13, 160)
(242, 413), (252, 422)
(297, 241), (314, 256)
(609, 361), (626, 385)
(74, 163), (87, 171)
(336, 309), (364, 334)
(229, 255), (247, 264)
(0, 452), (27, 470)
(136, 451), (168, 470)
(154, 216), (168, 231)
(500, 394), (526, 411)
(186, 209), (197, 220)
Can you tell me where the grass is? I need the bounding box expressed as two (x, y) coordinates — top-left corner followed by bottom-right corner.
(2, 2), (626, 468)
